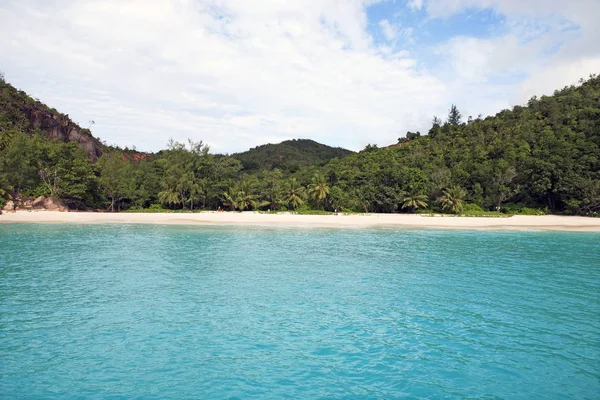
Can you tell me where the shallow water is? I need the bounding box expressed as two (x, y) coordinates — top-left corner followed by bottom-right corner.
(1, 224), (599, 399)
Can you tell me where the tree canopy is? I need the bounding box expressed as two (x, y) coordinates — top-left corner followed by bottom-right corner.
(1, 74), (598, 216)
(232, 139), (353, 172)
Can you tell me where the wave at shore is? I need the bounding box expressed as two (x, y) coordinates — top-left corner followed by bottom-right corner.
(1, 210), (599, 232)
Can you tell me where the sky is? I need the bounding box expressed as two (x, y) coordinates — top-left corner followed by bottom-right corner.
(1, 0), (599, 154)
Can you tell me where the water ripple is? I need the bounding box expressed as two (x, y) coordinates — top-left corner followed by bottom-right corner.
(1, 224), (599, 399)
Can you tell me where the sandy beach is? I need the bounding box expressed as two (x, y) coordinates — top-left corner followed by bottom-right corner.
(1, 210), (599, 231)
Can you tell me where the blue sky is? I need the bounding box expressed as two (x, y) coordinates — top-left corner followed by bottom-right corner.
(368, 1), (506, 45)
(0, 0), (598, 153)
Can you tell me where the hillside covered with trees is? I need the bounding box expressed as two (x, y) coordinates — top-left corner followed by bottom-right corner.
(0, 73), (104, 161)
(0, 73), (598, 216)
(232, 139), (353, 172)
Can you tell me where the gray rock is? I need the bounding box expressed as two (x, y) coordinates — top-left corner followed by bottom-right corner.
(2, 200), (14, 211)
(25, 109), (103, 162)
(32, 196), (46, 208)
(43, 197), (66, 211)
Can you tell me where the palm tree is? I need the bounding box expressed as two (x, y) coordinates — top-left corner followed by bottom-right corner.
(308, 173), (330, 206)
(402, 193), (428, 212)
(222, 181), (261, 211)
(222, 188), (240, 211)
(438, 186), (467, 214)
(285, 178), (305, 210)
(188, 181), (203, 210)
(259, 168), (284, 210)
(263, 181), (283, 210)
(0, 184), (12, 214)
(237, 180), (260, 210)
(158, 188), (180, 209)
(0, 186), (12, 200)
(237, 191), (258, 211)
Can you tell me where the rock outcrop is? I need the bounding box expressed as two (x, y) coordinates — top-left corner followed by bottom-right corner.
(32, 196), (46, 208)
(1, 197), (69, 212)
(2, 200), (14, 211)
(43, 197), (67, 211)
(25, 107), (103, 162)
(0, 82), (104, 162)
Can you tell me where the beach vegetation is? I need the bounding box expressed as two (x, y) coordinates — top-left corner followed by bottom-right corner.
(285, 178), (305, 210)
(439, 186), (467, 214)
(401, 193), (428, 212)
(1, 74), (599, 216)
(308, 172), (330, 208)
(463, 203), (484, 212)
(504, 206), (547, 215)
(291, 205), (332, 215)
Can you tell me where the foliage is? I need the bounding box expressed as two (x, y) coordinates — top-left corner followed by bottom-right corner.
(308, 172), (330, 207)
(284, 178), (305, 209)
(447, 104), (462, 125)
(319, 75), (600, 215)
(401, 193), (428, 212)
(222, 178), (264, 211)
(0, 133), (99, 208)
(458, 211), (512, 217)
(0, 182), (10, 209)
(232, 139), (353, 172)
(463, 203), (484, 212)
(291, 204), (333, 215)
(501, 204), (547, 215)
(0, 78), (103, 156)
(1, 75), (599, 216)
(439, 186), (467, 214)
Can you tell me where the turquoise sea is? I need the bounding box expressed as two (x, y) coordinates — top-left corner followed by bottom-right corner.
(1, 224), (599, 399)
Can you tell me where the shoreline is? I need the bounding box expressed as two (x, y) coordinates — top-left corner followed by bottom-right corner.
(1, 210), (599, 232)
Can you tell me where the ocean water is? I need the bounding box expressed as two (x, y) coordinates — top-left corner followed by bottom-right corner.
(1, 224), (599, 399)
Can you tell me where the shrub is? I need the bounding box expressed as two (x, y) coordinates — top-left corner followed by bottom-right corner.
(292, 204), (332, 215)
(501, 204), (547, 215)
(463, 203), (484, 212)
(516, 207), (547, 215)
(460, 210), (511, 217)
(293, 209), (333, 215)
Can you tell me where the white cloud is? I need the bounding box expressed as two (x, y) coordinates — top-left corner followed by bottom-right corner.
(0, 0), (598, 153)
(0, 0), (446, 152)
(379, 19), (398, 41)
(407, 0), (424, 11)
(517, 57), (600, 102)
(380, 19), (414, 46)
(436, 33), (549, 84)
(426, 0), (600, 103)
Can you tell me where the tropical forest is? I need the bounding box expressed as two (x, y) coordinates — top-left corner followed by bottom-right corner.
(0, 72), (599, 216)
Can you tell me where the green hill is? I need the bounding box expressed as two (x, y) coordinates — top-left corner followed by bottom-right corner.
(1, 73), (598, 215)
(0, 76), (104, 161)
(232, 139), (353, 172)
(324, 75), (600, 214)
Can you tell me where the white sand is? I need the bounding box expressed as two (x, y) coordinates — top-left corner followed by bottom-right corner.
(1, 210), (599, 231)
